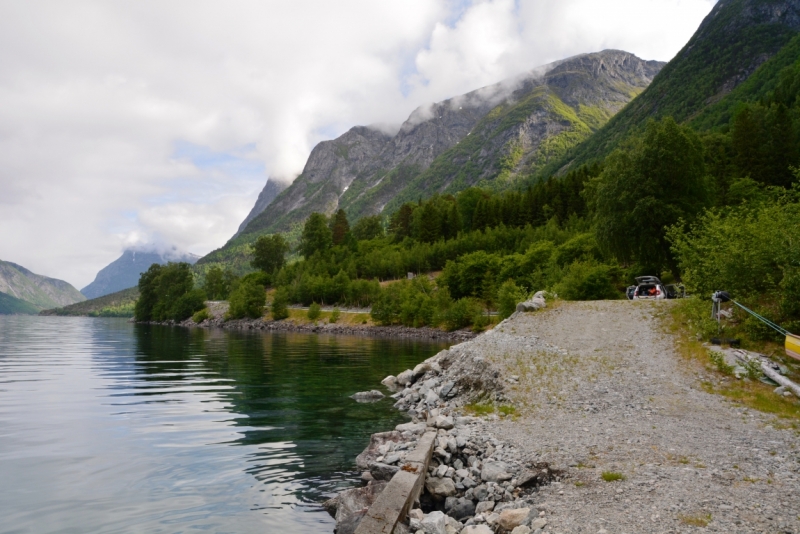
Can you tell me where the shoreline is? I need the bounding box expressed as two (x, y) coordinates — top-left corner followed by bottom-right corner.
(136, 316), (478, 342)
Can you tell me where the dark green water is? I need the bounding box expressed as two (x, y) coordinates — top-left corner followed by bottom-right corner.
(0, 316), (449, 533)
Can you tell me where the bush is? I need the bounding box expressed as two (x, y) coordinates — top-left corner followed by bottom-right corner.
(442, 298), (480, 331)
(330, 307), (341, 323)
(171, 288), (207, 321)
(554, 261), (620, 301)
(192, 308), (211, 323)
(497, 279), (527, 319)
(307, 302), (322, 321)
(227, 280), (266, 319)
(271, 288), (290, 320)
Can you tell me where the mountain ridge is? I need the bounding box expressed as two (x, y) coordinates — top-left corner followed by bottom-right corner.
(0, 260), (85, 310)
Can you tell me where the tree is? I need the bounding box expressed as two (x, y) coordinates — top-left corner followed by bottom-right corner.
(298, 213), (333, 258)
(330, 209), (350, 246)
(251, 234), (290, 273)
(497, 280), (526, 319)
(134, 263), (163, 321)
(203, 266), (238, 300)
(352, 215), (384, 241)
(389, 204), (414, 240)
(227, 279), (266, 319)
(591, 117), (710, 275)
(270, 287), (290, 320)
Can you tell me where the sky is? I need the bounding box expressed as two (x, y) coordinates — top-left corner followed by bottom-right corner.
(0, 0), (718, 289)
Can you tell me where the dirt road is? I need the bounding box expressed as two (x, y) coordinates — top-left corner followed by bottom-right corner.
(472, 300), (800, 533)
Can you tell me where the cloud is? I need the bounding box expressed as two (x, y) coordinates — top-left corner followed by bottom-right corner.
(0, 0), (716, 287)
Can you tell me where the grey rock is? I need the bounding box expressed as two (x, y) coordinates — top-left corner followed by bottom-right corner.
(350, 389), (385, 402)
(395, 422), (427, 434)
(421, 511), (448, 534)
(369, 461), (399, 481)
(475, 500), (495, 514)
(530, 518), (547, 530)
(480, 461), (512, 482)
(355, 431), (402, 469)
(450, 497), (476, 520)
(381, 375), (399, 391)
(426, 476), (457, 497)
(434, 415), (454, 429)
(460, 526), (493, 534)
(396, 369), (416, 386)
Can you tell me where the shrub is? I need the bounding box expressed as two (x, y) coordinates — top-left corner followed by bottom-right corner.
(442, 298), (480, 331)
(554, 261), (620, 301)
(171, 288), (207, 321)
(270, 288), (290, 320)
(601, 471), (625, 482)
(227, 280), (266, 319)
(497, 279), (527, 319)
(330, 307), (341, 323)
(307, 302), (321, 321)
(192, 308), (211, 323)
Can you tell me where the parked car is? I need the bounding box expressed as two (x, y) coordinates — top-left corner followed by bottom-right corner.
(626, 276), (685, 300)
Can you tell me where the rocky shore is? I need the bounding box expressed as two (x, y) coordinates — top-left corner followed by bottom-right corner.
(325, 309), (563, 534)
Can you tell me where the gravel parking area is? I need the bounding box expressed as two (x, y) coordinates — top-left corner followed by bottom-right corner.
(473, 300), (800, 533)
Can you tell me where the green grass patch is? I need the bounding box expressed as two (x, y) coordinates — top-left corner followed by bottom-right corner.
(601, 471), (625, 482)
(678, 513), (712, 527)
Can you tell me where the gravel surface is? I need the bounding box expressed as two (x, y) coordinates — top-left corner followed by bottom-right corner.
(475, 300), (800, 534)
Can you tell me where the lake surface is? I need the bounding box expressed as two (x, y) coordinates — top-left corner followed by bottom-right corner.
(0, 316), (449, 534)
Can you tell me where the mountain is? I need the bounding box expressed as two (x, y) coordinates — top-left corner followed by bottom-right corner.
(232, 178), (289, 238)
(0, 261), (85, 311)
(548, 0), (800, 173)
(235, 50), (663, 239)
(81, 248), (200, 299)
(0, 291), (40, 315)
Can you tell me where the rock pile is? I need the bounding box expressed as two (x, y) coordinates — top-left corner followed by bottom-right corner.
(328, 323), (562, 534)
(515, 291), (547, 313)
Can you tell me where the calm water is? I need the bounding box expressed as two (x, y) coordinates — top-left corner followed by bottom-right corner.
(0, 316), (449, 534)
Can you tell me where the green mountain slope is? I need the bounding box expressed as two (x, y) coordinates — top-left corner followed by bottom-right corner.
(0, 291), (40, 315)
(0, 260), (85, 310)
(548, 0), (800, 173)
(40, 286), (139, 317)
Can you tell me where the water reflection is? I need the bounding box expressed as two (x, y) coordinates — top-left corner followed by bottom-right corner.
(0, 317), (448, 534)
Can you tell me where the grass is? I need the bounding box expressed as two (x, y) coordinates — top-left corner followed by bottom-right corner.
(464, 403), (518, 417)
(264, 307), (373, 326)
(601, 471), (625, 482)
(669, 300), (800, 422)
(678, 512), (712, 527)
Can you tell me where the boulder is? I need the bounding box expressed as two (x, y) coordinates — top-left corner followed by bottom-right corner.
(475, 500), (495, 514)
(421, 511), (447, 534)
(396, 369), (416, 386)
(322, 482), (387, 533)
(449, 497), (475, 520)
(413, 362), (432, 377)
(368, 461), (399, 481)
(530, 518), (547, 530)
(395, 421), (427, 434)
(350, 389), (385, 402)
(425, 476), (457, 497)
(461, 526), (493, 534)
(355, 431), (402, 469)
(498, 507), (530, 531)
(480, 461), (512, 482)
(434, 415), (454, 430)
(381, 375), (399, 391)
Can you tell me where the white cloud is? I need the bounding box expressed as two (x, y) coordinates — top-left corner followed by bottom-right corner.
(0, 0), (716, 288)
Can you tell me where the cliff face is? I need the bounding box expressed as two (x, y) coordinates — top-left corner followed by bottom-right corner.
(237, 50), (664, 237)
(81, 249), (199, 300)
(233, 178), (289, 238)
(0, 261), (85, 310)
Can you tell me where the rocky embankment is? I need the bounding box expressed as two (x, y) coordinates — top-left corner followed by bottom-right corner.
(326, 306), (564, 534)
(329, 299), (800, 534)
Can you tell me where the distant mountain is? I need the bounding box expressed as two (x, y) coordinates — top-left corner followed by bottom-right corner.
(0, 260), (85, 311)
(81, 248), (199, 299)
(237, 50), (662, 237)
(0, 290), (40, 315)
(548, 0), (800, 172)
(232, 178), (289, 238)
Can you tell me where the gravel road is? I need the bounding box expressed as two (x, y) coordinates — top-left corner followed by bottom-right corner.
(471, 300), (800, 533)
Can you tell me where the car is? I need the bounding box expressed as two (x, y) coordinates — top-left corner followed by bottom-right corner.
(626, 276), (685, 300)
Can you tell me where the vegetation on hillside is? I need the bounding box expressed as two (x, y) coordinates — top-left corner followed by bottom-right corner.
(40, 286), (139, 317)
(0, 290), (40, 315)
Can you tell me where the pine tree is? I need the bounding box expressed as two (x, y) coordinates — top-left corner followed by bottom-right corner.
(330, 209), (350, 246)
